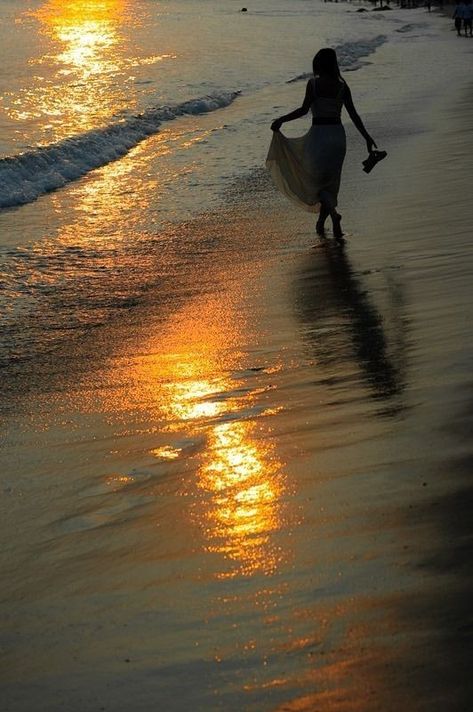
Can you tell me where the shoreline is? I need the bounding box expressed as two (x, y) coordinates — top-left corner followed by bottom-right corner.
(2, 8), (473, 712)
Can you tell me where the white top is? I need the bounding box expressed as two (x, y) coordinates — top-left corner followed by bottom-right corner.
(310, 78), (345, 120)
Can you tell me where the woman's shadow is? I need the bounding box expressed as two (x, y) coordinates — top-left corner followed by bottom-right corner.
(294, 240), (407, 417)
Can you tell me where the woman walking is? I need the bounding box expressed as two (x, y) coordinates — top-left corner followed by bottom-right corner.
(267, 48), (378, 241)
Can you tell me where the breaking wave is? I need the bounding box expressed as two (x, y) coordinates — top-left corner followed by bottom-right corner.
(0, 91), (239, 209)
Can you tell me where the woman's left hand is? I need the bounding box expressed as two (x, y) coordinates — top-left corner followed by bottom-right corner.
(271, 119), (283, 132)
(366, 136), (378, 153)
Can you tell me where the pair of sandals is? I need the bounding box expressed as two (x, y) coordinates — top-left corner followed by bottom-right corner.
(362, 149), (387, 174)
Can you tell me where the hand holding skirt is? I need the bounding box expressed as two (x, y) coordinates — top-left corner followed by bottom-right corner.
(266, 124), (346, 213)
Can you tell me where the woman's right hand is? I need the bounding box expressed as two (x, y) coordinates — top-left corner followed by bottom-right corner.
(271, 118), (283, 132)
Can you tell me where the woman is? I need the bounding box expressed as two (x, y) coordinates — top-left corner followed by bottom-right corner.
(267, 48), (377, 240)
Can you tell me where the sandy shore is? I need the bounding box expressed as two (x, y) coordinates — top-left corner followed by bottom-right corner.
(2, 19), (473, 712)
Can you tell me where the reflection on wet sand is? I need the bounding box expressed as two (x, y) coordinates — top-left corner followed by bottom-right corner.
(295, 242), (407, 415)
(133, 290), (288, 581)
(198, 420), (285, 579)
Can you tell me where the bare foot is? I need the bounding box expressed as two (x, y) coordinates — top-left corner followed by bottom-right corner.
(332, 212), (344, 240)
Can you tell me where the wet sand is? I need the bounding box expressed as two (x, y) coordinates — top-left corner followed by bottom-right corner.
(2, 50), (473, 712)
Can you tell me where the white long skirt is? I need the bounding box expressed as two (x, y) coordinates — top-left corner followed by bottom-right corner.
(266, 124), (346, 214)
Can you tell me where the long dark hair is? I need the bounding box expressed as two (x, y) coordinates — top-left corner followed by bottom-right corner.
(313, 48), (342, 80)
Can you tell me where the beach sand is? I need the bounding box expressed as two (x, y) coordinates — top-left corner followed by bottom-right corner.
(2, 22), (473, 712)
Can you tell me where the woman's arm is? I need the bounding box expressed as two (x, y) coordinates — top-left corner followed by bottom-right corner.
(343, 83), (377, 152)
(271, 80), (313, 132)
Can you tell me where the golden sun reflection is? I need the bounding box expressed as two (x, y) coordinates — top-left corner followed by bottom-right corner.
(9, 0), (162, 140)
(34, 0), (127, 75)
(104, 473), (134, 490)
(199, 420), (285, 579)
(28, 1), (130, 133)
(129, 291), (288, 580)
(86, 284), (288, 581)
(150, 445), (181, 460)
(164, 375), (229, 422)
(49, 123), (214, 248)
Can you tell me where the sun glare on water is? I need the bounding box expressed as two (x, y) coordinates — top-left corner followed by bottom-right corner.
(16, 0), (132, 136)
(124, 290), (289, 581)
(39, 0), (127, 76)
(5, 0), (172, 143)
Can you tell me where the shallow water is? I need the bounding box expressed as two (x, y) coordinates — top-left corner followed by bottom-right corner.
(1, 3), (473, 711)
(0, 1), (455, 371)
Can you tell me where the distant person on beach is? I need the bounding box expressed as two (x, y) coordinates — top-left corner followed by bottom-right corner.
(266, 48), (378, 241)
(463, 0), (473, 36)
(453, 1), (465, 36)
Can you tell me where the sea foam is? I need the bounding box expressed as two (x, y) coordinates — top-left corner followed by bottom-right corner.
(0, 91), (239, 209)
(287, 35), (387, 83)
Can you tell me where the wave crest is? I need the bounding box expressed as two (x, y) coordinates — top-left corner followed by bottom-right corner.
(287, 35), (387, 83)
(0, 91), (239, 209)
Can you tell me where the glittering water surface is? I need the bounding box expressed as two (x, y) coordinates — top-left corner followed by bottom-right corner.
(0, 0), (387, 152)
(1, 2), (472, 711)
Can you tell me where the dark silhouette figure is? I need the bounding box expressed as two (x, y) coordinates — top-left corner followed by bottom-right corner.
(453, 1), (464, 36)
(268, 49), (377, 241)
(463, 0), (473, 36)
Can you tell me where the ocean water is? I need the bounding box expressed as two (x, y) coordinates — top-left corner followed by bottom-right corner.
(0, 0), (446, 376)
(2, 4), (473, 711)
